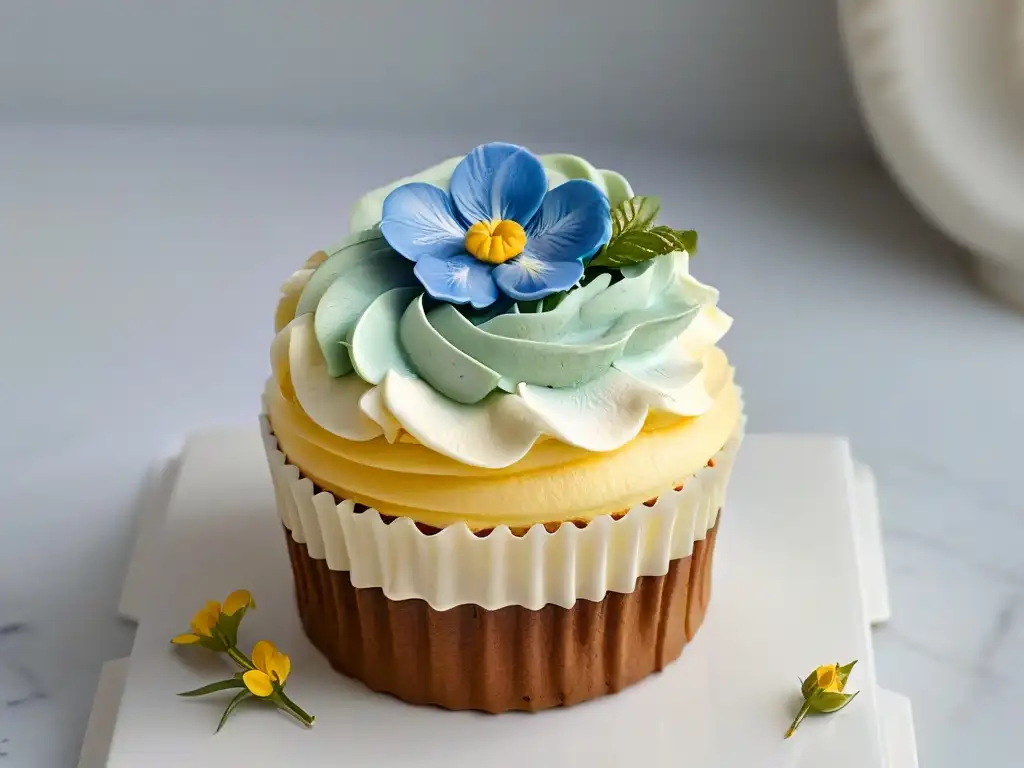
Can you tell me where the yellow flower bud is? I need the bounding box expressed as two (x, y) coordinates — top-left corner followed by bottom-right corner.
(816, 664), (841, 692)
(787, 659), (858, 739)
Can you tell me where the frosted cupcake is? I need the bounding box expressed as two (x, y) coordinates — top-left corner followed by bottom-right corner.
(263, 143), (743, 712)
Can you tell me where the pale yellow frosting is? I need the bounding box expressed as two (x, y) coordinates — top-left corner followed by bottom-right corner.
(266, 346), (740, 530)
(263, 416), (742, 609)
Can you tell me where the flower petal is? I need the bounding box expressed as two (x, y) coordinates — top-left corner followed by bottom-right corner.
(816, 665), (842, 693)
(492, 257), (584, 302)
(222, 590), (254, 617)
(540, 154), (635, 207)
(266, 651), (291, 685)
(251, 640), (277, 675)
(190, 601), (221, 636)
(242, 670), (274, 698)
(449, 143), (547, 225)
(414, 253), (499, 309)
(380, 183), (466, 263)
(171, 633), (202, 645)
(524, 179), (611, 262)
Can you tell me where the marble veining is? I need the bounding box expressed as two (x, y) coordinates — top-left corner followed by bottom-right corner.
(1, 125), (1021, 767)
(4, 666), (46, 709)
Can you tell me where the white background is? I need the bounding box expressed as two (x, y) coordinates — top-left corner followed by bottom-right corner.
(0, 2), (1021, 766)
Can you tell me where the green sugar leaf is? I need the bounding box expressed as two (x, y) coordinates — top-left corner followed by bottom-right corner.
(590, 226), (698, 268)
(610, 195), (661, 239)
(652, 226), (697, 256)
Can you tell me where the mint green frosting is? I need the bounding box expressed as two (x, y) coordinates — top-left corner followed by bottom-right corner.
(287, 154), (710, 405)
(349, 287), (419, 383)
(399, 294), (502, 403)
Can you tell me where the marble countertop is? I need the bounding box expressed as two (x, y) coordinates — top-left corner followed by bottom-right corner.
(1, 125), (1020, 767)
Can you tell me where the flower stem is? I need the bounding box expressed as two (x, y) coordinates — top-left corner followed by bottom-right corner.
(785, 700), (812, 739)
(276, 690), (315, 727)
(226, 646), (255, 671)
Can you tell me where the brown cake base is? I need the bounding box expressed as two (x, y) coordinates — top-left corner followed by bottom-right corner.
(285, 519), (720, 713)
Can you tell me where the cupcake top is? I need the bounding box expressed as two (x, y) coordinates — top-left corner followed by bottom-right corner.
(267, 143), (740, 528)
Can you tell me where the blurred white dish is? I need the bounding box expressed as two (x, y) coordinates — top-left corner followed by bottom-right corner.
(839, 0), (1024, 311)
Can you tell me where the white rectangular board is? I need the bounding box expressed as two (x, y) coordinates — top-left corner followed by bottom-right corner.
(76, 659), (128, 768)
(851, 462), (892, 626)
(106, 431), (892, 767)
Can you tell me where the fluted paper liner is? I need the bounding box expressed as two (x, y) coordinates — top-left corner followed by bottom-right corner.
(260, 416), (742, 611)
(286, 524), (720, 712)
(262, 415), (740, 712)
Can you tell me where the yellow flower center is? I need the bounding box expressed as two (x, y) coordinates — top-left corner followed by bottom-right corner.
(464, 219), (526, 264)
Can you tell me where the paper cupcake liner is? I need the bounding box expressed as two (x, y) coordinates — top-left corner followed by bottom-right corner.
(261, 415), (743, 610)
(285, 522), (720, 712)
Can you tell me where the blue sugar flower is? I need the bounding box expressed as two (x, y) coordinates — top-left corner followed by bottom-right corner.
(379, 142), (611, 309)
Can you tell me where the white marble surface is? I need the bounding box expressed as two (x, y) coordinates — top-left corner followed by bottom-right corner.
(0, 125), (1020, 767)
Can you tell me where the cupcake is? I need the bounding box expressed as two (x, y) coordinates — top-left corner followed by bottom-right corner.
(263, 143), (743, 713)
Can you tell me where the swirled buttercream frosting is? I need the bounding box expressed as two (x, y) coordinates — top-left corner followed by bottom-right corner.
(267, 143), (741, 527)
